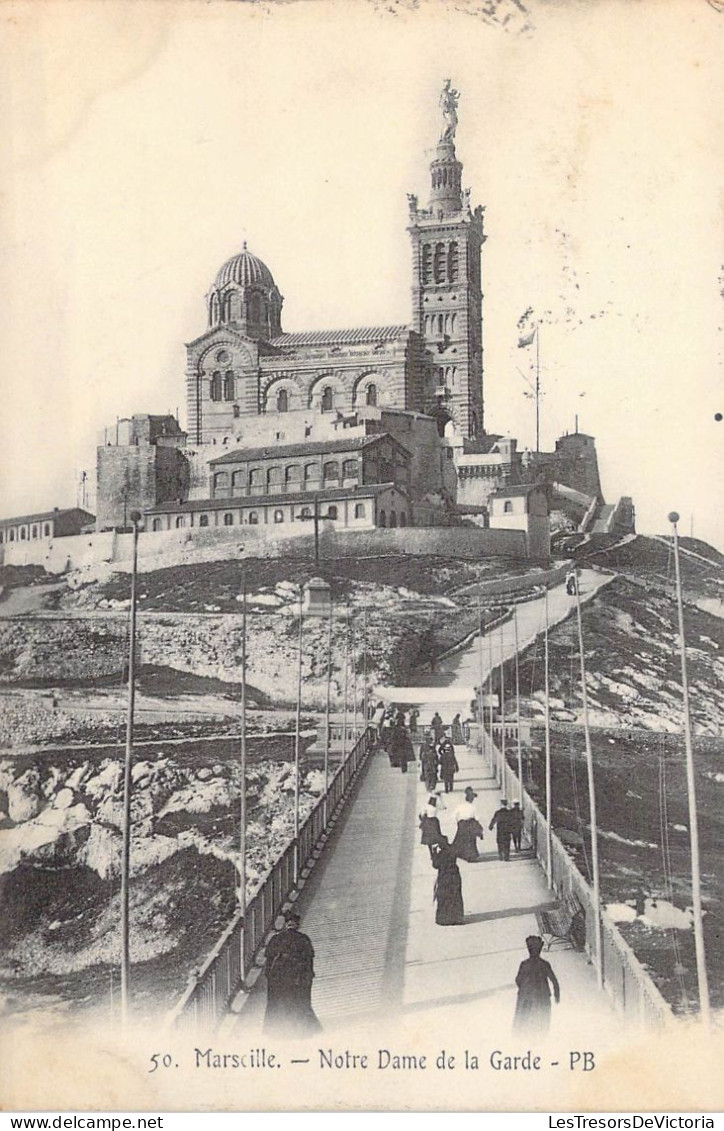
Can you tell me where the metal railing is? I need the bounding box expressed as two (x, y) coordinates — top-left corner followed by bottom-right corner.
(168, 725), (375, 1029)
(483, 731), (673, 1029)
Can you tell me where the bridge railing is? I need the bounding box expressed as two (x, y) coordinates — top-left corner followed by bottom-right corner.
(168, 725), (376, 1030)
(483, 732), (673, 1028)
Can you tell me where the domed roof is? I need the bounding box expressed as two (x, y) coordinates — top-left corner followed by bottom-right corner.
(214, 242), (276, 289)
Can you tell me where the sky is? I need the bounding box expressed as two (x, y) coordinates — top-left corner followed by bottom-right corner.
(0, 0), (722, 546)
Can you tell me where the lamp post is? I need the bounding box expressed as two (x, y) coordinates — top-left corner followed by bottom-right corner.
(668, 511), (710, 1024)
(120, 510), (141, 1025)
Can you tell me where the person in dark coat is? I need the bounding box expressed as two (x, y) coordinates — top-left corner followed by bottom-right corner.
(419, 736), (438, 792)
(438, 738), (459, 793)
(431, 836), (464, 925)
(431, 712), (445, 743)
(390, 721), (413, 773)
(451, 712), (464, 745)
(419, 796), (445, 860)
(409, 708), (420, 735)
(510, 800), (524, 851)
(489, 799), (512, 860)
(263, 912), (321, 1036)
(513, 935), (560, 1033)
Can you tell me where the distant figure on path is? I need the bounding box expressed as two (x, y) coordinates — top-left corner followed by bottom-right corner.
(419, 736), (438, 792)
(513, 935), (560, 1034)
(489, 799), (512, 861)
(390, 720), (413, 773)
(431, 836), (464, 925)
(431, 711), (445, 743)
(409, 707), (420, 735)
(451, 713), (464, 745)
(565, 569), (577, 596)
(438, 738), (459, 794)
(451, 787), (484, 862)
(264, 912), (321, 1037)
(510, 801), (524, 851)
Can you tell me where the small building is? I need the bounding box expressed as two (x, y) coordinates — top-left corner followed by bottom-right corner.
(488, 484), (550, 560)
(0, 507), (96, 546)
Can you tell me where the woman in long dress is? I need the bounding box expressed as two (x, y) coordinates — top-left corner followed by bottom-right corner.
(513, 935), (560, 1033)
(451, 787), (484, 862)
(431, 837), (464, 925)
(451, 713), (464, 745)
(419, 736), (438, 792)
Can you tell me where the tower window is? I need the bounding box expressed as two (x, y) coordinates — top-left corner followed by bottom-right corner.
(448, 242), (459, 282)
(422, 244), (432, 285)
(210, 372), (223, 401)
(365, 383), (377, 406)
(320, 386), (333, 412)
(277, 388), (289, 413)
(434, 243), (445, 284)
(224, 372), (235, 400)
(323, 460), (340, 480)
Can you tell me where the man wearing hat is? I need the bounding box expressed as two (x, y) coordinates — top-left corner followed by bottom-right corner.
(489, 799), (513, 861)
(263, 911), (321, 1036)
(451, 786), (484, 862)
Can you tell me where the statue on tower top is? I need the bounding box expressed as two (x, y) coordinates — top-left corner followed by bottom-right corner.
(439, 79), (460, 143)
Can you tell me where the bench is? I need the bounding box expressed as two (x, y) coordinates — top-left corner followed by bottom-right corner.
(536, 892), (586, 951)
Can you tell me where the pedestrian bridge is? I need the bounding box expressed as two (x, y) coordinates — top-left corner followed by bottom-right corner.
(169, 572), (672, 1038)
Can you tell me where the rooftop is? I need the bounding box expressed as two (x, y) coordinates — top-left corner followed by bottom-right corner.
(269, 325), (409, 348)
(145, 482), (402, 514)
(0, 507), (96, 528)
(209, 433), (403, 465)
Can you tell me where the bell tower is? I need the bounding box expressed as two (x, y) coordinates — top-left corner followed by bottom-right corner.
(408, 82), (485, 437)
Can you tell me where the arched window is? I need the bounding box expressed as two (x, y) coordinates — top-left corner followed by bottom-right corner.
(20, 528), (26, 540)
(273, 509), (284, 524)
(422, 244), (432, 285)
(248, 511), (259, 525)
(250, 293), (263, 323)
(223, 372), (235, 401)
(276, 388), (289, 413)
(448, 241), (459, 281)
(31, 525), (38, 539)
(438, 314), (444, 335)
(9, 530), (15, 541)
(213, 471), (229, 495)
(231, 470), (244, 495)
(327, 505), (338, 520)
(210, 372), (223, 401)
(323, 460), (340, 480)
(199, 514), (209, 527)
(285, 464), (301, 488)
(224, 513), (234, 526)
(365, 383), (378, 407)
(342, 459), (358, 480)
(450, 313), (457, 334)
(354, 503), (366, 519)
(227, 292), (241, 320)
(175, 516), (185, 528)
(390, 511), (398, 528)
(379, 509), (386, 527)
(304, 463), (319, 485)
(320, 386), (334, 412)
(434, 242), (446, 284)
(249, 468), (264, 493)
(400, 513), (407, 527)
(209, 294), (219, 325)
(152, 518), (162, 532)
(267, 466), (283, 492)
(43, 523), (50, 536)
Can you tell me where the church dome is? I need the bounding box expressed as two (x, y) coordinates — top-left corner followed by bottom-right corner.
(214, 242), (276, 289)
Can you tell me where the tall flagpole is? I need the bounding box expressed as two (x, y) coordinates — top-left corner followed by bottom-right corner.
(499, 624), (506, 790)
(513, 603), (523, 801)
(120, 511), (141, 1026)
(294, 588), (304, 883)
(544, 587), (553, 888)
(535, 323), (541, 453)
(669, 512), (710, 1024)
(239, 580), (247, 925)
(324, 597), (333, 823)
(574, 572), (603, 989)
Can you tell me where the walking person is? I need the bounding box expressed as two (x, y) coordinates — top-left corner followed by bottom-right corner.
(513, 935), (561, 1034)
(451, 787), (484, 862)
(431, 836), (464, 926)
(419, 796), (445, 861)
(263, 912), (321, 1036)
(510, 800), (524, 852)
(409, 707), (420, 736)
(489, 799), (512, 861)
(438, 737), (459, 794)
(419, 735), (438, 792)
(431, 711), (445, 744)
(390, 719), (413, 773)
(451, 712), (464, 745)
